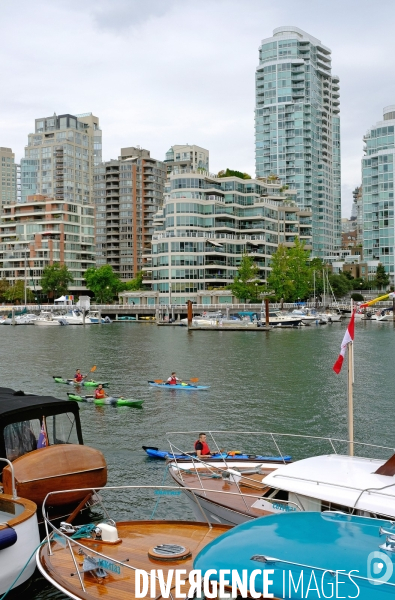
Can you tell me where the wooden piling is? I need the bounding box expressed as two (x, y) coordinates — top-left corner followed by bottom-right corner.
(265, 299), (270, 327)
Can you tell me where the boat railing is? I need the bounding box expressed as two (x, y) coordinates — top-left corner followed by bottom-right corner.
(40, 483), (302, 595)
(167, 442), (260, 516)
(166, 430), (395, 462)
(0, 457), (17, 499)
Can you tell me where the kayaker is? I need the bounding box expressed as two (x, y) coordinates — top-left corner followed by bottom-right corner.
(73, 369), (84, 383)
(94, 384), (107, 400)
(166, 372), (181, 385)
(194, 433), (212, 458)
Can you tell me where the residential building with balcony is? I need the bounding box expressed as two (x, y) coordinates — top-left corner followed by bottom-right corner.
(21, 113), (102, 204)
(0, 147), (17, 207)
(362, 106), (395, 283)
(164, 145), (209, 176)
(143, 170), (312, 304)
(94, 147), (166, 279)
(0, 194), (95, 295)
(255, 26), (341, 257)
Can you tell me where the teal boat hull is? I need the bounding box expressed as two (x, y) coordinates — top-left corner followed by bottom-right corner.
(148, 381), (210, 390)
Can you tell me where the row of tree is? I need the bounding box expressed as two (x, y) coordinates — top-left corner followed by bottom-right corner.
(228, 239), (391, 302)
(0, 264), (145, 304)
(1, 239), (391, 304)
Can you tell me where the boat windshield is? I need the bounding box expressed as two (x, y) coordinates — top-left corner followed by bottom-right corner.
(4, 412), (79, 461)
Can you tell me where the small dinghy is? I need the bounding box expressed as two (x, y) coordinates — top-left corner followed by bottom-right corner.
(148, 381), (210, 390)
(142, 445), (291, 462)
(53, 377), (109, 387)
(68, 393), (144, 408)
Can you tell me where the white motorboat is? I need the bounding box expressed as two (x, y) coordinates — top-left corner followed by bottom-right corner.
(266, 311), (302, 327)
(53, 309), (88, 325)
(289, 308), (322, 325)
(0, 459), (40, 595)
(86, 310), (112, 324)
(317, 310), (342, 323)
(181, 311), (255, 327)
(371, 309), (392, 321)
(168, 430), (395, 526)
(34, 311), (62, 326)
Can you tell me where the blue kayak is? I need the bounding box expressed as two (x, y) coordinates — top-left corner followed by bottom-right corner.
(148, 381), (210, 390)
(142, 446), (291, 462)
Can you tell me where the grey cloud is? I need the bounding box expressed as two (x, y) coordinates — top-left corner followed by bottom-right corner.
(2, 0), (395, 216)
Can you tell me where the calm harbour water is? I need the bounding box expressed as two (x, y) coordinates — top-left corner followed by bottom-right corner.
(1, 319), (394, 598)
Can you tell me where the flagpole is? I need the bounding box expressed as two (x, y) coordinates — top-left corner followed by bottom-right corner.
(348, 298), (354, 456)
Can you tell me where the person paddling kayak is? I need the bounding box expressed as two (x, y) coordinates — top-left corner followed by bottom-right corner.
(166, 372), (181, 385)
(94, 384), (107, 399)
(73, 369), (85, 384)
(194, 432), (212, 458)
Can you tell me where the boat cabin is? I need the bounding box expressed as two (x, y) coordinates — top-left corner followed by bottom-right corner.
(0, 386), (83, 471)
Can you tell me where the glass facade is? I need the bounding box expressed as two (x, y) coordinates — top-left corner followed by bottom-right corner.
(145, 172), (312, 303)
(21, 113), (101, 205)
(362, 107), (395, 283)
(255, 27), (341, 257)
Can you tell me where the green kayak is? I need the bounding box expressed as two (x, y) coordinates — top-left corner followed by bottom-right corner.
(67, 393), (144, 408)
(53, 377), (109, 387)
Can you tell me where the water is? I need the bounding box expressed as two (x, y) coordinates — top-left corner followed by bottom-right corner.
(1, 320), (394, 598)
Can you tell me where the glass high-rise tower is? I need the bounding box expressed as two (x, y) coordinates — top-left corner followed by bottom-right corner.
(362, 106), (395, 284)
(255, 26), (341, 256)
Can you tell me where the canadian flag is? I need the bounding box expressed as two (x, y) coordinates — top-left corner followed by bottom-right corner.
(333, 310), (355, 374)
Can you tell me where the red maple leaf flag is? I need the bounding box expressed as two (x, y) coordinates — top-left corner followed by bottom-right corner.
(333, 310), (355, 374)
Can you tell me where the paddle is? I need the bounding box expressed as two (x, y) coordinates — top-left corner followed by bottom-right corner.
(82, 365), (97, 381)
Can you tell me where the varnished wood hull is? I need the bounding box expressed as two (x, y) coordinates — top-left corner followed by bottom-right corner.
(3, 444), (107, 507)
(37, 520), (231, 600)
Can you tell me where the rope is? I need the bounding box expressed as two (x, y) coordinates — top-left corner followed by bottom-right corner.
(70, 523), (96, 539)
(0, 539), (46, 599)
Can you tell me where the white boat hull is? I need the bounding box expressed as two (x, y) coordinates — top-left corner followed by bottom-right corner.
(0, 496), (40, 594)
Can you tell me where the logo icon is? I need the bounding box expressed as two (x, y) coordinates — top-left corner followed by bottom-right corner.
(367, 551), (393, 585)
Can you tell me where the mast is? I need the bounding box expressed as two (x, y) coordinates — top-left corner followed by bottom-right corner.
(322, 269), (326, 309)
(348, 298), (354, 456)
(313, 270), (316, 307)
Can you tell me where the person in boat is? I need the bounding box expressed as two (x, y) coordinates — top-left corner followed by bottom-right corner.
(166, 372), (181, 385)
(73, 369), (85, 383)
(94, 384), (107, 399)
(194, 432), (212, 458)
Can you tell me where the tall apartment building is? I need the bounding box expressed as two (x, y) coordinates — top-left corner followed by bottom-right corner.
(21, 113), (102, 204)
(144, 170), (312, 304)
(255, 26), (341, 257)
(94, 147), (166, 279)
(0, 194), (95, 295)
(0, 147), (17, 207)
(362, 106), (395, 283)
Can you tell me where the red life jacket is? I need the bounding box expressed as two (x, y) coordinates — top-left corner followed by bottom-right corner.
(95, 389), (105, 399)
(75, 373), (83, 382)
(168, 377), (177, 385)
(195, 439), (211, 455)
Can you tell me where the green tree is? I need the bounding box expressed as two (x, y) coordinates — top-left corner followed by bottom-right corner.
(217, 169), (251, 180)
(41, 263), (74, 300)
(267, 238), (311, 301)
(327, 273), (353, 298)
(0, 279), (10, 302)
(84, 265), (121, 303)
(374, 263), (390, 290)
(4, 281), (35, 304)
(120, 271), (144, 291)
(227, 254), (264, 302)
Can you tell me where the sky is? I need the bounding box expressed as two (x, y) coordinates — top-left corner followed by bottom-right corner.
(1, 0), (395, 216)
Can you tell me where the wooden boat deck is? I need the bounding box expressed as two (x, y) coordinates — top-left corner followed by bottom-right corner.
(169, 468), (272, 518)
(39, 520), (230, 600)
